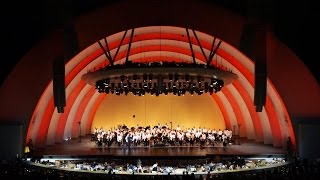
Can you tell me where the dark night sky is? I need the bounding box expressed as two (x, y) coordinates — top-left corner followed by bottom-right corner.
(1, 0), (319, 85)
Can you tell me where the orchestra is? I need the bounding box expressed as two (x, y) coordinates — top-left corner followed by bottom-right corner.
(91, 123), (233, 148)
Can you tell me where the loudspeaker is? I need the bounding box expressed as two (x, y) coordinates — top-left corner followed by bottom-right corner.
(254, 72), (267, 112)
(253, 23), (267, 112)
(240, 22), (267, 112)
(52, 19), (78, 114)
(53, 56), (66, 113)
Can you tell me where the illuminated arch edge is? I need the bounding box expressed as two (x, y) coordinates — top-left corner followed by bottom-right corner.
(26, 26), (294, 148)
(26, 27), (282, 148)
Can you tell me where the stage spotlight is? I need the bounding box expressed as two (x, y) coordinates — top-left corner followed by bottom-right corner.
(141, 89), (146, 96)
(182, 89), (186, 95)
(218, 79), (224, 87)
(174, 73), (179, 82)
(163, 83), (167, 90)
(197, 75), (202, 83)
(95, 83), (101, 89)
(132, 89), (137, 96)
(148, 74), (153, 81)
(133, 74), (137, 81)
(143, 74), (147, 82)
(185, 74), (190, 82)
(115, 89), (120, 95)
(120, 75), (125, 83)
(103, 79), (109, 87)
(169, 73), (173, 81)
(211, 78), (217, 85)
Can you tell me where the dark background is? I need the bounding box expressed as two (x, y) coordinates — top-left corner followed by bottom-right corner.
(1, 0), (319, 85)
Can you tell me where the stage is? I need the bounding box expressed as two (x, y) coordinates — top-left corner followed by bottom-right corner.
(33, 135), (286, 159)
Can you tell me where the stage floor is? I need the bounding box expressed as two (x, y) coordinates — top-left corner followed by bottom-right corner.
(33, 136), (286, 158)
